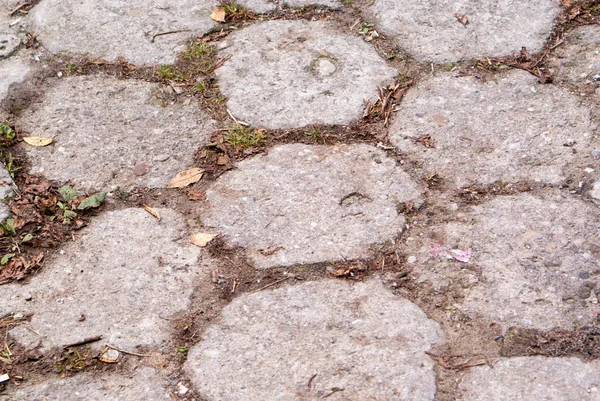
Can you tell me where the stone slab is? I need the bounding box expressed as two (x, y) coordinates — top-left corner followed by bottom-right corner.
(390, 70), (595, 188)
(0, 161), (15, 221)
(410, 191), (600, 330)
(458, 357), (600, 400)
(216, 20), (397, 129)
(1, 208), (208, 352)
(0, 56), (29, 101)
(185, 279), (441, 401)
(237, 0), (341, 13)
(27, 0), (217, 65)
(6, 367), (170, 401)
(17, 75), (216, 192)
(549, 25), (600, 87)
(366, 0), (561, 63)
(203, 144), (421, 268)
(0, 27), (21, 58)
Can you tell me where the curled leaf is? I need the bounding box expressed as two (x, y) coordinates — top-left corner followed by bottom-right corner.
(23, 136), (54, 147)
(143, 204), (161, 221)
(1, 253), (15, 265)
(191, 232), (217, 247)
(167, 168), (204, 188)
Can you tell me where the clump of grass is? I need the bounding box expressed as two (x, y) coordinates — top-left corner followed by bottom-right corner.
(157, 65), (185, 82)
(225, 125), (266, 149)
(183, 42), (215, 60)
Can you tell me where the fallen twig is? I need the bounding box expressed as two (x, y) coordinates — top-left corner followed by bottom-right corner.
(62, 335), (103, 349)
(105, 344), (151, 357)
(251, 277), (290, 293)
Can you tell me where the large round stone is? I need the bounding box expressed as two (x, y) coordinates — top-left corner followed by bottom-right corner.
(409, 191), (600, 330)
(458, 357), (600, 400)
(236, 0), (341, 13)
(203, 144), (421, 268)
(366, 0), (561, 63)
(27, 0), (217, 65)
(390, 70), (595, 189)
(1, 208), (210, 352)
(549, 25), (600, 88)
(185, 279), (442, 400)
(18, 75), (216, 192)
(215, 20), (398, 129)
(7, 368), (170, 401)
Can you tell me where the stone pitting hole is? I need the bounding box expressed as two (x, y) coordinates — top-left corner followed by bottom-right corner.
(340, 192), (372, 207)
(311, 54), (339, 77)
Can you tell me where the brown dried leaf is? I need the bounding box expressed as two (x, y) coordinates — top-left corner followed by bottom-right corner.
(167, 168), (204, 188)
(190, 232), (217, 247)
(143, 204), (160, 221)
(210, 8), (226, 22)
(454, 13), (469, 25)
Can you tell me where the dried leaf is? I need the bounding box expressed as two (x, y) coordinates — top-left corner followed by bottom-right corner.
(454, 13), (469, 25)
(210, 8), (226, 22)
(167, 168), (204, 188)
(143, 204), (161, 221)
(77, 191), (107, 210)
(191, 232), (217, 247)
(23, 136), (53, 147)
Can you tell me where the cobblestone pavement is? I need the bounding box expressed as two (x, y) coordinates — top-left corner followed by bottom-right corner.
(0, 1), (599, 400)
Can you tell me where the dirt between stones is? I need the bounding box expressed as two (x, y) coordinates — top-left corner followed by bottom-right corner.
(1, 1), (600, 400)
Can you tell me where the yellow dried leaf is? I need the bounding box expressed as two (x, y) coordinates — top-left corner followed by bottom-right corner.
(191, 232), (217, 247)
(167, 168), (204, 188)
(210, 8), (226, 22)
(23, 136), (53, 147)
(143, 204), (161, 221)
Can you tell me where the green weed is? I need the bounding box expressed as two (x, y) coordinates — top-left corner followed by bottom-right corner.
(225, 125), (266, 149)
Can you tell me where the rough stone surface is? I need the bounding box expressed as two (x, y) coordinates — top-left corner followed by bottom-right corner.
(458, 357), (600, 400)
(216, 20), (398, 129)
(1, 208), (208, 352)
(0, 56), (29, 101)
(592, 179), (600, 200)
(0, 27), (21, 58)
(549, 25), (600, 87)
(185, 279), (441, 401)
(237, 0), (341, 13)
(27, 0), (217, 65)
(0, 162), (15, 221)
(6, 367), (170, 401)
(18, 75), (216, 192)
(203, 144), (421, 268)
(409, 191), (600, 330)
(390, 71), (595, 188)
(366, 0), (561, 63)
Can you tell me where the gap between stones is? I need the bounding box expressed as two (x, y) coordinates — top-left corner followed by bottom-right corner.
(1, 1), (600, 398)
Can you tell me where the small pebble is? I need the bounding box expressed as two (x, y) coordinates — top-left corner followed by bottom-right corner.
(152, 154), (170, 162)
(407, 256), (417, 263)
(592, 149), (600, 159)
(23, 293), (32, 301)
(133, 162), (150, 176)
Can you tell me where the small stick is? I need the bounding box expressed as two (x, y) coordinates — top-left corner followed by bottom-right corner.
(251, 277), (289, 293)
(151, 29), (190, 43)
(105, 344), (151, 357)
(307, 373), (318, 387)
(9, 2), (31, 15)
(227, 109), (249, 126)
(63, 335), (103, 348)
(231, 280), (237, 293)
